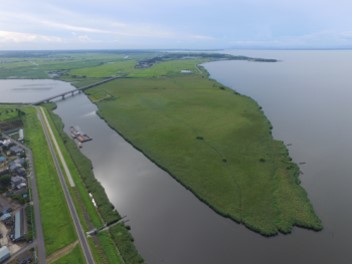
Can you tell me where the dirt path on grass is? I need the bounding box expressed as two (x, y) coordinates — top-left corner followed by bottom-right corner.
(46, 240), (79, 263)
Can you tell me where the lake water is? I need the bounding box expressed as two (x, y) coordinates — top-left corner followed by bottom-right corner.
(1, 50), (351, 263)
(0, 79), (74, 103)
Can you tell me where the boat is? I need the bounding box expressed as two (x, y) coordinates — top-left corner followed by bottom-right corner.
(70, 126), (92, 143)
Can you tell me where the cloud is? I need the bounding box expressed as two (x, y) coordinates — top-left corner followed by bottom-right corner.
(229, 30), (352, 49)
(1, 0), (352, 49)
(0, 30), (62, 43)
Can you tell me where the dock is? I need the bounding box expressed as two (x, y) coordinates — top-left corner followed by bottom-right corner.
(70, 126), (92, 143)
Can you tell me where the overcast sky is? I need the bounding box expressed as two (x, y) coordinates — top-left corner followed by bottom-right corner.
(1, 0), (352, 50)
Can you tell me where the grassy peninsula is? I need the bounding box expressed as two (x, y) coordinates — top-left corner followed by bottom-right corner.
(0, 50), (322, 237)
(82, 54), (322, 236)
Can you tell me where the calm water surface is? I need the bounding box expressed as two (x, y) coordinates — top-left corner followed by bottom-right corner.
(0, 79), (73, 103)
(1, 50), (351, 263)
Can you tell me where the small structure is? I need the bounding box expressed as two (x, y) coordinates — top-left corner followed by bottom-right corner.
(70, 126), (92, 143)
(1, 139), (12, 148)
(0, 246), (10, 263)
(11, 176), (26, 189)
(9, 163), (26, 177)
(0, 156), (5, 164)
(9, 146), (24, 156)
(18, 129), (24, 143)
(16, 183), (27, 190)
(0, 213), (11, 222)
(181, 70), (192, 74)
(13, 208), (27, 242)
(11, 158), (25, 167)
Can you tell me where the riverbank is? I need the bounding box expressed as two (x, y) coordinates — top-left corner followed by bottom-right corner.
(0, 50), (324, 263)
(45, 103), (145, 263)
(84, 67), (322, 236)
(0, 105), (85, 261)
(0, 103), (144, 263)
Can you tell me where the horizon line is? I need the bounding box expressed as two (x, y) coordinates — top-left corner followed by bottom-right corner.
(1, 47), (352, 52)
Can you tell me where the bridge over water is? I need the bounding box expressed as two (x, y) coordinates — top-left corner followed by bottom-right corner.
(33, 76), (121, 105)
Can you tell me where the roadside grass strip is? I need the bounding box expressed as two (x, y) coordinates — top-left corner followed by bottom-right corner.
(39, 107), (75, 187)
(24, 107), (76, 255)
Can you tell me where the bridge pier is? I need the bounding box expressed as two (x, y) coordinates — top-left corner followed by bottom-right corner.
(62, 94), (65, 100)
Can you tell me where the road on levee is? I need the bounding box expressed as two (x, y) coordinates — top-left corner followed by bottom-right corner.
(37, 106), (95, 264)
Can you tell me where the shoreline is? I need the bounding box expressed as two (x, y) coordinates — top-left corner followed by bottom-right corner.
(0, 53), (322, 238)
(84, 69), (322, 236)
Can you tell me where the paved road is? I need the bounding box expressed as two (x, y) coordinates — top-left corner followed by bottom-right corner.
(37, 107), (95, 264)
(27, 148), (47, 264)
(2, 134), (46, 264)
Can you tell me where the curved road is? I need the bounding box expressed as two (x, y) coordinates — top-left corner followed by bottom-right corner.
(37, 107), (95, 264)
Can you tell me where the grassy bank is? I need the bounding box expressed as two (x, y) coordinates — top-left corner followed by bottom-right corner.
(0, 104), (143, 263)
(44, 104), (144, 263)
(52, 244), (85, 264)
(21, 106), (79, 255)
(85, 68), (322, 235)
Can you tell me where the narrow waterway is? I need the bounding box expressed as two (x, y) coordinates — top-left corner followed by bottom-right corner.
(54, 94), (262, 264)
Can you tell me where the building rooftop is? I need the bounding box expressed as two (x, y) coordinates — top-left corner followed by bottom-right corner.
(0, 246), (10, 262)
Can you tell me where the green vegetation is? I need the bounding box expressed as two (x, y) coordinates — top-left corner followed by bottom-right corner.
(0, 103), (141, 263)
(44, 103), (144, 263)
(0, 50), (155, 83)
(25, 205), (34, 242)
(95, 232), (123, 264)
(0, 107), (19, 120)
(0, 50), (275, 88)
(109, 225), (144, 263)
(0, 50), (321, 240)
(85, 59), (322, 235)
(23, 106), (77, 254)
(70, 60), (136, 78)
(42, 105), (103, 230)
(0, 175), (11, 190)
(0, 104), (131, 263)
(52, 244), (85, 264)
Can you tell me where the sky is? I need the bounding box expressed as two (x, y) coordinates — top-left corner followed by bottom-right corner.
(1, 0), (352, 50)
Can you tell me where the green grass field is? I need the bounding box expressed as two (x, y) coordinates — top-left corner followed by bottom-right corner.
(86, 70), (322, 235)
(20, 107), (78, 255)
(0, 107), (19, 121)
(52, 244), (85, 264)
(0, 50), (155, 80)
